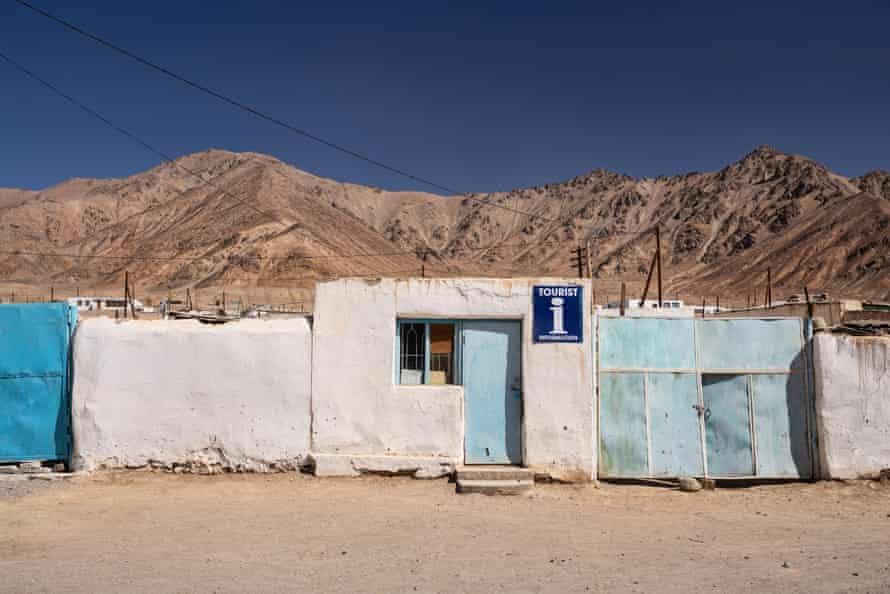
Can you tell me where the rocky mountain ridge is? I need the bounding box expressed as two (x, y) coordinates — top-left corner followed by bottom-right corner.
(1, 146), (888, 301)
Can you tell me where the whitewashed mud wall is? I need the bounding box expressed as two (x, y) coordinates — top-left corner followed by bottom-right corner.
(72, 318), (312, 472)
(814, 333), (890, 479)
(310, 278), (595, 481)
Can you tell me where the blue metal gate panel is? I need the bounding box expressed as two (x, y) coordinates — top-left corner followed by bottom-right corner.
(752, 373), (811, 477)
(597, 315), (813, 479)
(462, 320), (522, 465)
(648, 373), (703, 477)
(599, 373), (648, 476)
(697, 319), (803, 371)
(600, 318), (695, 370)
(0, 303), (76, 462)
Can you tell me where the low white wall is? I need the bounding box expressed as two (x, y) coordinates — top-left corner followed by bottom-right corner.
(311, 278), (595, 480)
(814, 333), (890, 479)
(72, 318), (312, 472)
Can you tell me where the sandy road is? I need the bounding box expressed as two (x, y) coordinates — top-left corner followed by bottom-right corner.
(1, 473), (889, 594)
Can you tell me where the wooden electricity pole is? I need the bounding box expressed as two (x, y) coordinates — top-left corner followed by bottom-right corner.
(619, 282), (626, 317)
(585, 240), (593, 279)
(571, 245), (585, 278)
(765, 267), (772, 309)
(130, 279), (137, 319)
(655, 226), (663, 308)
(638, 227), (663, 308)
(123, 271), (129, 319)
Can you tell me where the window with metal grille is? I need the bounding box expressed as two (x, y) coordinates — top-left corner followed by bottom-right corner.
(397, 320), (458, 385)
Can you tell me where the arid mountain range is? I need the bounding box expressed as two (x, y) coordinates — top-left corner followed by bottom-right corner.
(1, 146), (888, 302)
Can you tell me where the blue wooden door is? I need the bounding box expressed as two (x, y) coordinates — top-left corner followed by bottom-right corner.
(0, 303), (76, 463)
(462, 320), (522, 465)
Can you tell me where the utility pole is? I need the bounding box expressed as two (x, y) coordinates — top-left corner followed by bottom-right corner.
(130, 278), (137, 319)
(655, 226), (663, 308)
(421, 249), (428, 278)
(639, 249), (657, 307)
(571, 245), (585, 278)
(123, 271), (129, 319)
(765, 267), (772, 309)
(50, 286), (54, 302)
(585, 240), (593, 279)
(619, 282), (626, 317)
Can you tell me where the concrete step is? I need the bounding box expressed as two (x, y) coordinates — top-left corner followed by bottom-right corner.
(456, 479), (534, 496)
(455, 466), (535, 482)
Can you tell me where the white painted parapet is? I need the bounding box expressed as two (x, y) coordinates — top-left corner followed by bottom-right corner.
(814, 333), (890, 479)
(71, 318), (312, 472)
(310, 278), (595, 481)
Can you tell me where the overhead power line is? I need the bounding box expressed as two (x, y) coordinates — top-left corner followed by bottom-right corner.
(0, 45), (651, 273)
(11, 0), (556, 223)
(0, 50), (293, 231)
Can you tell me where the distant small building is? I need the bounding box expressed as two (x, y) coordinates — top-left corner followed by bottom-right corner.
(603, 298), (685, 310)
(67, 297), (144, 313)
(599, 298), (708, 317)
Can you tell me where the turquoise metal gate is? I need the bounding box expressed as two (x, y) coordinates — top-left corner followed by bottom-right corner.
(597, 316), (814, 479)
(0, 303), (77, 463)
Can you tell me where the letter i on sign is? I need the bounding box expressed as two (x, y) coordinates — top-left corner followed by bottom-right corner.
(549, 298), (567, 335)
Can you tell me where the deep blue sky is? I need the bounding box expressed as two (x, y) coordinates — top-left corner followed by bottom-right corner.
(2, 1), (888, 193)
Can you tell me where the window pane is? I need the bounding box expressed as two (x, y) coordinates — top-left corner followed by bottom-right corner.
(399, 323), (425, 385)
(429, 323), (454, 385)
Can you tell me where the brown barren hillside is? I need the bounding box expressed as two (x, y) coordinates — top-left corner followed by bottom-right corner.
(0, 146), (888, 302)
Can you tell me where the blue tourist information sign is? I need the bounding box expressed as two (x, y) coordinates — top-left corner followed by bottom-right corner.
(532, 285), (583, 343)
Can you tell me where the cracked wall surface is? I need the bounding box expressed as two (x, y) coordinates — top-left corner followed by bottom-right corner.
(71, 317), (312, 472)
(814, 333), (890, 479)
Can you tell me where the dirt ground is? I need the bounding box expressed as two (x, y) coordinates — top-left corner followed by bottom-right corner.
(1, 473), (889, 594)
